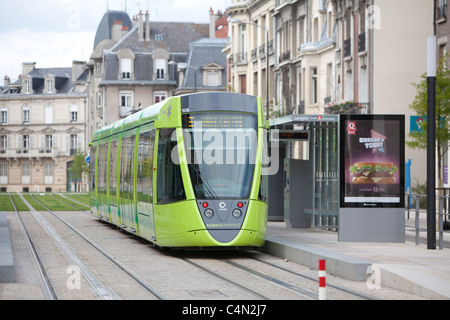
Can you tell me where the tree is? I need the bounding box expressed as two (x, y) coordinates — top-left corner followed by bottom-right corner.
(408, 57), (450, 188)
(69, 149), (89, 191)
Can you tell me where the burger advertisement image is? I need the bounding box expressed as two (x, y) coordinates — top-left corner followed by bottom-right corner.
(340, 115), (405, 208)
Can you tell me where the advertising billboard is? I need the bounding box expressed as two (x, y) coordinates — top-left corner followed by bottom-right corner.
(340, 115), (405, 208)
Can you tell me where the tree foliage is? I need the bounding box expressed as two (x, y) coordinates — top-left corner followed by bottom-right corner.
(408, 57), (450, 185)
(69, 149), (89, 181)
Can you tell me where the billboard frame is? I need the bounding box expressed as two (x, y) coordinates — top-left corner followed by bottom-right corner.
(339, 114), (405, 209)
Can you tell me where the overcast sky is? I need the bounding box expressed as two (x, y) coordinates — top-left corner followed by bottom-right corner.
(0, 0), (231, 85)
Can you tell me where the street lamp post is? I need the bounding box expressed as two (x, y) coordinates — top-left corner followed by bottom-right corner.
(427, 36), (437, 250)
(231, 20), (270, 119)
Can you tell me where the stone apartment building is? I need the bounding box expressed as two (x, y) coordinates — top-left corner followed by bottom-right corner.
(225, 0), (433, 185)
(0, 62), (88, 192)
(225, 0), (339, 116)
(437, 0), (449, 65)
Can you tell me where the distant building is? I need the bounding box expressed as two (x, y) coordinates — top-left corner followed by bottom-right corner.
(86, 9), (229, 138)
(0, 61), (88, 192)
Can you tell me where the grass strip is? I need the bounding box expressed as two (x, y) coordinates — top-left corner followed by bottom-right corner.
(11, 194), (30, 211)
(0, 195), (15, 211)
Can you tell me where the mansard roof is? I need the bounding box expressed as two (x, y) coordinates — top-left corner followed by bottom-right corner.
(94, 10), (132, 50)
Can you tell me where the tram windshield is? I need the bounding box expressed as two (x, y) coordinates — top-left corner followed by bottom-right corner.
(182, 113), (258, 200)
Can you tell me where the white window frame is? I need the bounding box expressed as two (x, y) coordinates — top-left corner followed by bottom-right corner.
(22, 162), (31, 184)
(45, 106), (53, 124)
(154, 92), (167, 104)
(44, 162), (53, 184)
(156, 59), (166, 80)
(70, 105), (78, 123)
(47, 79), (53, 94)
(45, 135), (54, 149)
(206, 71), (219, 87)
(24, 80), (30, 94)
(121, 58), (132, 80)
(1, 108), (7, 124)
(0, 135), (8, 150)
(23, 106), (30, 124)
(120, 92), (133, 108)
(0, 163), (7, 184)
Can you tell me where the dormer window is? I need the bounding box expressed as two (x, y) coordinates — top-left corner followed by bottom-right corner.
(202, 63), (224, 87)
(118, 48), (135, 81)
(24, 80), (31, 94)
(47, 80), (53, 93)
(121, 58), (132, 80)
(45, 75), (55, 94)
(156, 59), (166, 80)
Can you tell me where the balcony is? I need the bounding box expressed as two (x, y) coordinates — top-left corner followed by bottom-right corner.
(235, 52), (247, 64)
(279, 50), (291, 64)
(0, 148), (58, 159)
(324, 102), (369, 115)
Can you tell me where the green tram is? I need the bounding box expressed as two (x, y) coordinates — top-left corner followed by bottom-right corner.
(89, 92), (269, 248)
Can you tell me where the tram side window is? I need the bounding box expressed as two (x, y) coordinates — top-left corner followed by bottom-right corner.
(157, 129), (186, 204)
(89, 145), (97, 192)
(137, 131), (155, 203)
(109, 140), (118, 202)
(98, 143), (108, 197)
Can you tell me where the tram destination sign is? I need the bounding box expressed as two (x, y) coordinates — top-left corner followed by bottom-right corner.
(339, 115), (405, 208)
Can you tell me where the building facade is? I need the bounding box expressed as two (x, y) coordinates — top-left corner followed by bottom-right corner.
(437, 0), (449, 65)
(226, 0), (434, 185)
(0, 62), (88, 192)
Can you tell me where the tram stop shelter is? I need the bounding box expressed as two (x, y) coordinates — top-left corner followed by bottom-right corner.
(268, 114), (405, 243)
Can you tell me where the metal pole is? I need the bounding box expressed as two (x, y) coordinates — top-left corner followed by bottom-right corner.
(415, 195), (420, 246)
(266, 29), (269, 120)
(439, 196), (443, 250)
(427, 36), (437, 250)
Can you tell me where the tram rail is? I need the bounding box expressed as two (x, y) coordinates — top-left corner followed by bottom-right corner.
(10, 193), (166, 300)
(9, 193), (58, 300)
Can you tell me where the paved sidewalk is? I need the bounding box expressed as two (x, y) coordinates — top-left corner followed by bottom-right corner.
(262, 219), (450, 299)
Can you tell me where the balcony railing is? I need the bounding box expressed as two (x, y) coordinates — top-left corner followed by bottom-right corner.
(0, 148), (58, 158)
(324, 102), (369, 115)
(279, 50), (291, 63)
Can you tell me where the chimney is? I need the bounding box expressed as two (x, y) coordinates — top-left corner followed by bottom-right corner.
(112, 20), (123, 42)
(3, 76), (10, 87)
(138, 11), (144, 41)
(145, 10), (150, 41)
(72, 61), (85, 82)
(209, 8), (218, 38)
(22, 62), (36, 75)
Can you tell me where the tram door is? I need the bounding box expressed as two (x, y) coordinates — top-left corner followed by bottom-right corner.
(311, 122), (339, 229)
(119, 135), (136, 231)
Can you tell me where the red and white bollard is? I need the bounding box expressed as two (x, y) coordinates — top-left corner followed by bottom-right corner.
(319, 259), (326, 300)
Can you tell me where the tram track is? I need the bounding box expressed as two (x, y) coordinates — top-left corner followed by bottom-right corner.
(174, 250), (378, 300)
(239, 252), (378, 300)
(8, 192), (379, 300)
(9, 194), (58, 300)
(10, 193), (166, 300)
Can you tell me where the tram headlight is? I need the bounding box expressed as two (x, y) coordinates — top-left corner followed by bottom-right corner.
(204, 209), (214, 218)
(232, 209), (242, 218)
